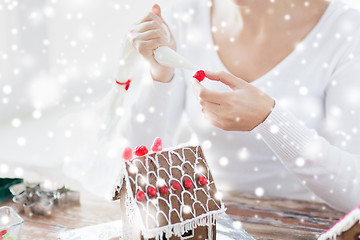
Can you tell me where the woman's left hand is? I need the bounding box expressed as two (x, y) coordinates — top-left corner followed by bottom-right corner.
(192, 71), (275, 131)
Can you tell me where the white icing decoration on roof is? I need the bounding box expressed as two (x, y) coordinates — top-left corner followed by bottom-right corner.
(114, 145), (226, 239)
(318, 207), (360, 240)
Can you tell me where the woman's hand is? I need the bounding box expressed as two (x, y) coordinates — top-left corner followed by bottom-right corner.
(192, 71), (275, 131)
(128, 4), (176, 83)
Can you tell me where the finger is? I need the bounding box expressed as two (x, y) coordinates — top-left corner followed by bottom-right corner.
(139, 11), (163, 25)
(192, 79), (224, 104)
(130, 21), (159, 35)
(204, 70), (247, 90)
(130, 30), (166, 44)
(152, 4), (161, 18)
(151, 4), (173, 40)
(134, 38), (167, 54)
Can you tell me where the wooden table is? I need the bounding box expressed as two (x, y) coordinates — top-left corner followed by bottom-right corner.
(0, 192), (344, 240)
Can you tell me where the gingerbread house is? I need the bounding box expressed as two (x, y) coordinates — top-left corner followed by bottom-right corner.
(113, 141), (226, 240)
(318, 205), (360, 240)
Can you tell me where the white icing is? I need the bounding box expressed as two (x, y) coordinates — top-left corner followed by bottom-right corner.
(117, 145), (226, 239)
(318, 207), (360, 240)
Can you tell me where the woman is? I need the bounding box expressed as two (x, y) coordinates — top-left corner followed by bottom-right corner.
(120, 0), (360, 212)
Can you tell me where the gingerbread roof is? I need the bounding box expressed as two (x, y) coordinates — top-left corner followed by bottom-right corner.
(318, 205), (360, 240)
(113, 145), (226, 239)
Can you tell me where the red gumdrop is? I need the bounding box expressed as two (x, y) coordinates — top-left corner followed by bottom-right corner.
(0, 230), (7, 236)
(134, 145), (149, 156)
(136, 190), (145, 201)
(122, 147), (133, 160)
(184, 179), (193, 189)
(193, 70), (206, 82)
(160, 185), (169, 194)
(172, 181), (181, 190)
(151, 137), (163, 152)
(147, 186), (157, 197)
(198, 176), (207, 186)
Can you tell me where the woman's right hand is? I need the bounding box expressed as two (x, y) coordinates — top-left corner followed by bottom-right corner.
(128, 4), (176, 83)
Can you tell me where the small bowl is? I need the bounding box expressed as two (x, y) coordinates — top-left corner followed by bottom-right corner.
(0, 206), (24, 240)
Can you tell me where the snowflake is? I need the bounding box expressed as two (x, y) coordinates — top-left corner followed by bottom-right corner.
(299, 86), (308, 96)
(12, 118), (21, 127)
(295, 157), (306, 167)
(14, 167), (24, 177)
(136, 113), (146, 123)
(0, 164), (9, 174)
(270, 124), (279, 134)
(17, 137), (26, 146)
(284, 14), (291, 21)
(3, 85), (12, 95)
(255, 187), (264, 197)
(219, 157), (229, 167)
(202, 140), (212, 149)
(238, 148), (249, 160)
(233, 221), (242, 229)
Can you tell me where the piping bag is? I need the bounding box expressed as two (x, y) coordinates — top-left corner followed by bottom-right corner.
(98, 25), (199, 141)
(59, 28), (200, 198)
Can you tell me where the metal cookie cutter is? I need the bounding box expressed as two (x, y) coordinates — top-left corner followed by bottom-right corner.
(11, 182), (80, 217)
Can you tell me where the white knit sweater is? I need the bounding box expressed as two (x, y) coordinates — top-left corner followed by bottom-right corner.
(120, 0), (360, 212)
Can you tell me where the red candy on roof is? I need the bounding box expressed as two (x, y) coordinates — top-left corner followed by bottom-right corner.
(151, 137), (163, 152)
(171, 181), (181, 190)
(160, 185), (169, 194)
(198, 176), (207, 186)
(147, 186), (157, 197)
(193, 70), (206, 82)
(184, 179), (193, 189)
(136, 190), (145, 201)
(122, 147), (133, 160)
(134, 145), (149, 156)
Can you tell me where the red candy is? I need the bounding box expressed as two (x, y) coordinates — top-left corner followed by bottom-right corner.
(122, 147), (133, 160)
(193, 70), (206, 82)
(136, 190), (145, 201)
(134, 145), (149, 156)
(160, 185), (169, 194)
(198, 176), (207, 186)
(172, 181), (181, 190)
(184, 179), (193, 189)
(151, 137), (163, 152)
(0, 230), (7, 236)
(115, 79), (132, 91)
(147, 186), (157, 197)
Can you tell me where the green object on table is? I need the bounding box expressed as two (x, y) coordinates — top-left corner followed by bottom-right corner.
(0, 178), (23, 203)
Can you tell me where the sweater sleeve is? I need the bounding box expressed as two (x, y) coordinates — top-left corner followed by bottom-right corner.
(250, 41), (360, 212)
(118, 8), (187, 148)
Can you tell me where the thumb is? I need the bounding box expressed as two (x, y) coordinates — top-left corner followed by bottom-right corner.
(152, 4), (162, 18)
(204, 70), (246, 90)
